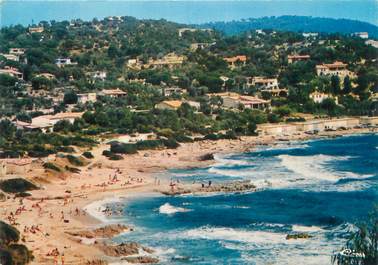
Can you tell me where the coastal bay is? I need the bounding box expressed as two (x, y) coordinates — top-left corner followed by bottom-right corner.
(1, 125), (376, 264)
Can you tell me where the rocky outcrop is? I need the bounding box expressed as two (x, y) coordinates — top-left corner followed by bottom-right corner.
(161, 181), (257, 196)
(67, 224), (129, 239)
(198, 153), (214, 161)
(99, 242), (154, 257)
(122, 256), (159, 263)
(286, 233), (313, 240)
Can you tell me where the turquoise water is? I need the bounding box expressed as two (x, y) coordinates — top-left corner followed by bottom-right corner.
(1, 1), (377, 27)
(104, 134), (378, 264)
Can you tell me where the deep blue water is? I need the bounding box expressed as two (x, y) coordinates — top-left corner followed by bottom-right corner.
(0, 1), (377, 27)
(106, 134), (377, 264)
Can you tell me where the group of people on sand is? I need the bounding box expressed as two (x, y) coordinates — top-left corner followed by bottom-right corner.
(47, 248), (64, 265)
(23, 225), (41, 234)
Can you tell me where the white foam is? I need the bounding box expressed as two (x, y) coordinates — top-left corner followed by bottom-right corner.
(183, 226), (307, 245)
(84, 196), (122, 223)
(292, 225), (324, 233)
(279, 154), (350, 182)
(158, 203), (190, 215)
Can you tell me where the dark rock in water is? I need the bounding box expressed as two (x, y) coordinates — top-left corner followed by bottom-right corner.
(122, 256), (159, 263)
(199, 153), (214, 161)
(286, 233), (313, 240)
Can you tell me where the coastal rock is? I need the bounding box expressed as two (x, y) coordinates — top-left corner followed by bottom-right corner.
(99, 242), (154, 257)
(122, 256), (159, 263)
(198, 153), (214, 161)
(286, 233), (313, 240)
(161, 181), (256, 196)
(67, 224), (129, 239)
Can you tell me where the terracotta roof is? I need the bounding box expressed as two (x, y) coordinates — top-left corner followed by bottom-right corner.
(224, 55), (247, 63)
(160, 100), (183, 108)
(288, 55), (310, 59)
(102, 88), (127, 95)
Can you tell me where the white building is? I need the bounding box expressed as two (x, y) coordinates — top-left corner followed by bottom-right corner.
(0, 67), (23, 79)
(77, 93), (97, 104)
(9, 48), (26, 56)
(353, 32), (369, 39)
(316, 61), (351, 78)
(248, 77), (280, 91)
(55, 58), (77, 67)
(0, 54), (19, 62)
(310, 92), (337, 104)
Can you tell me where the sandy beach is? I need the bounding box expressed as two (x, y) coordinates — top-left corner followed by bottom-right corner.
(0, 127), (376, 265)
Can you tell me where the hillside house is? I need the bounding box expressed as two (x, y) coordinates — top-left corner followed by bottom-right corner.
(316, 61), (351, 78)
(36, 73), (56, 80)
(248, 77), (287, 96)
(207, 92), (270, 110)
(15, 112), (84, 132)
(224, 55), (247, 69)
(101, 88), (127, 98)
(353, 32), (369, 39)
(29, 26), (44, 33)
(309, 92), (337, 104)
(155, 100), (200, 111)
(0, 54), (19, 62)
(0, 67), (23, 79)
(77, 93), (97, 104)
(149, 53), (185, 68)
(55, 58), (77, 67)
(162, 87), (187, 97)
(287, 54), (310, 64)
(9, 48), (26, 56)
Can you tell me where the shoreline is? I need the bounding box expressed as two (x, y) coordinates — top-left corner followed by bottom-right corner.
(1, 127), (377, 264)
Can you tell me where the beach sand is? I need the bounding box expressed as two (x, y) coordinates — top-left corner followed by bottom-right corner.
(0, 127), (376, 264)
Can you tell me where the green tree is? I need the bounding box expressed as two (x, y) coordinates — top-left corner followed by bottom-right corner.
(63, 91), (78, 104)
(332, 206), (378, 265)
(343, 76), (352, 94)
(331, 75), (341, 95)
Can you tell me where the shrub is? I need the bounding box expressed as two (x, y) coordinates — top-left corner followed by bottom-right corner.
(108, 154), (123, 160)
(110, 143), (138, 154)
(7, 244), (33, 265)
(0, 151), (22, 159)
(66, 155), (84, 167)
(174, 134), (193, 143)
(0, 221), (19, 245)
(162, 138), (180, 149)
(102, 150), (112, 157)
(268, 113), (281, 123)
(65, 166), (81, 173)
(136, 140), (163, 150)
(43, 163), (61, 172)
(204, 133), (219, 141)
(0, 179), (38, 193)
(82, 151), (94, 159)
(286, 117), (306, 122)
(55, 146), (75, 153)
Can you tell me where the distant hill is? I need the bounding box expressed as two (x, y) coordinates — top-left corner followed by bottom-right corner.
(199, 16), (378, 38)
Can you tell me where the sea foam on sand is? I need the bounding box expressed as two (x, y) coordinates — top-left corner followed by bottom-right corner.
(84, 196), (122, 223)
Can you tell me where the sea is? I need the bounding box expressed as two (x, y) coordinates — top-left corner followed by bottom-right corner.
(92, 133), (378, 265)
(0, 0), (377, 28)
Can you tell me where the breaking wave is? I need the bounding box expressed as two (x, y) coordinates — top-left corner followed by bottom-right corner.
(159, 203), (190, 215)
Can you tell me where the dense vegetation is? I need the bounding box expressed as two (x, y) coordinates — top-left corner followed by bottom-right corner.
(201, 16), (378, 38)
(0, 221), (33, 265)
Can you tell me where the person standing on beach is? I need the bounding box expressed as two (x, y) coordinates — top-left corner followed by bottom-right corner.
(61, 253), (65, 265)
